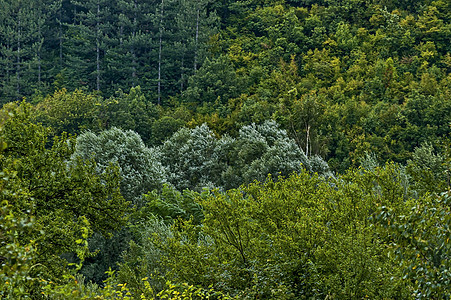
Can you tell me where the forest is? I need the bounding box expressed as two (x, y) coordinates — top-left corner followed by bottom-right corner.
(0, 0), (450, 299)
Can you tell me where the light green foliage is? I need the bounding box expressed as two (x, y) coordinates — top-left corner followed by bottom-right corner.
(407, 142), (448, 196)
(221, 120), (332, 189)
(226, 120), (311, 186)
(154, 281), (234, 300)
(128, 164), (422, 298)
(0, 0), (450, 298)
(34, 88), (102, 135)
(0, 102), (129, 295)
(117, 218), (174, 297)
(375, 191), (451, 299)
(41, 271), (234, 300)
(0, 199), (35, 299)
(139, 185), (204, 225)
(117, 219), (231, 299)
(71, 126), (167, 284)
(204, 0), (450, 173)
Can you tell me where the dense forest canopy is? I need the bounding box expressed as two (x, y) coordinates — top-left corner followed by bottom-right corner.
(1, 0), (449, 170)
(0, 0), (450, 299)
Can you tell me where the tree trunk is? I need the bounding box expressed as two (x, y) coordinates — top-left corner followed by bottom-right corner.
(59, 2), (63, 66)
(157, 0), (164, 105)
(194, 8), (199, 71)
(38, 16), (42, 86)
(132, 0), (137, 86)
(96, 2), (100, 91)
(6, 41), (10, 92)
(16, 18), (21, 99)
(180, 54), (184, 91)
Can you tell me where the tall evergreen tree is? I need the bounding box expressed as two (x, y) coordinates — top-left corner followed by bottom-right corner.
(66, 0), (113, 91)
(1, 0), (56, 97)
(0, 0), (16, 102)
(174, 0), (218, 91)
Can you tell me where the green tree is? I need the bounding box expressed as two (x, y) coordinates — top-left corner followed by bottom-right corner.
(103, 86), (159, 145)
(34, 88), (102, 135)
(69, 0), (114, 91)
(223, 120), (314, 187)
(375, 191), (451, 299)
(0, 170), (36, 299)
(160, 123), (220, 191)
(150, 116), (184, 145)
(406, 142), (448, 196)
(0, 0), (45, 100)
(182, 55), (242, 106)
(0, 102), (129, 294)
(133, 165), (414, 298)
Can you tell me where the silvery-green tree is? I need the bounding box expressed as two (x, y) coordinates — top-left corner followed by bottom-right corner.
(160, 123), (220, 191)
(161, 120), (331, 191)
(221, 120), (323, 189)
(71, 127), (167, 284)
(72, 127), (167, 205)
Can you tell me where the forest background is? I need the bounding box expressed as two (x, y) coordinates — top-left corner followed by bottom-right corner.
(0, 0), (450, 299)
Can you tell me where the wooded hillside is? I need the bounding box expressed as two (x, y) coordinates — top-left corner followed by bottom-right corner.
(1, 0), (450, 299)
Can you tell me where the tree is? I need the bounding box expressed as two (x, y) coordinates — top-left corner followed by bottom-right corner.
(161, 121), (330, 191)
(0, 0), (45, 100)
(0, 102), (129, 294)
(133, 165), (414, 298)
(232, 121), (311, 185)
(151, 116), (184, 145)
(64, 0), (114, 92)
(182, 55), (242, 106)
(174, 0), (219, 89)
(103, 0), (155, 95)
(103, 86), (159, 145)
(72, 127), (167, 206)
(0, 163), (36, 299)
(375, 191), (451, 299)
(407, 142), (448, 196)
(160, 123), (220, 191)
(70, 125), (168, 285)
(34, 88), (102, 136)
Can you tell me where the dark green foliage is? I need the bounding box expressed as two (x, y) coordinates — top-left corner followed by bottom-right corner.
(0, 0), (448, 174)
(0, 102), (129, 296)
(103, 86), (159, 145)
(0, 0), (219, 101)
(79, 229), (132, 285)
(70, 126), (168, 284)
(182, 55), (243, 106)
(139, 185), (204, 225)
(150, 116), (184, 146)
(0, 0), (450, 298)
(34, 88), (102, 135)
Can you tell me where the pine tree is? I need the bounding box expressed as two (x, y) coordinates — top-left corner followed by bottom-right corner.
(66, 0), (113, 91)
